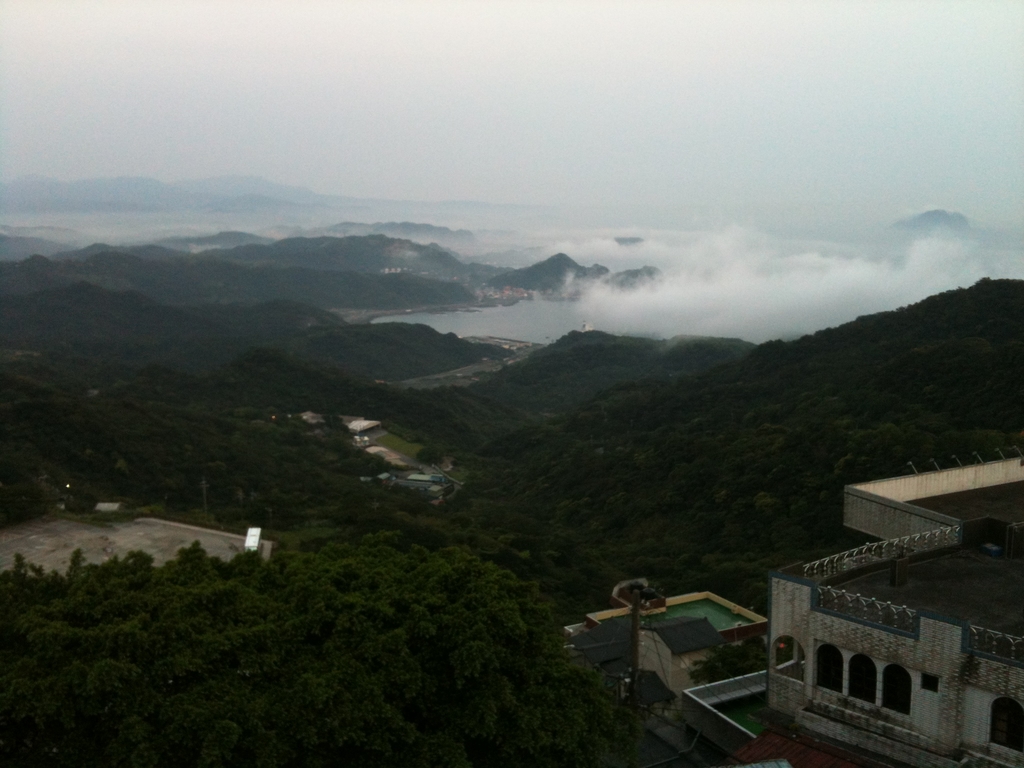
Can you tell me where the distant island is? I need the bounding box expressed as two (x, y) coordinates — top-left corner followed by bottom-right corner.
(614, 236), (643, 246)
(893, 209), (970, 232)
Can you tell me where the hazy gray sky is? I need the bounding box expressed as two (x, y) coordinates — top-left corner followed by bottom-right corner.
(2, 0), (1022, 227)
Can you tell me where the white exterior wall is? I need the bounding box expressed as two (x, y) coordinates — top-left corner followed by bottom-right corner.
(638, 629), (712, 695)
(849, 459), (1024, 503)
(768, 574), (1024, 767)
(844, 459), (1024, 540)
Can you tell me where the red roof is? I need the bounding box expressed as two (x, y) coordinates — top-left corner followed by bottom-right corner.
(730, 727), (891, 768)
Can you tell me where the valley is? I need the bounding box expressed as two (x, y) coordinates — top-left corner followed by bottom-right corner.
(0, 223), (1021, 766)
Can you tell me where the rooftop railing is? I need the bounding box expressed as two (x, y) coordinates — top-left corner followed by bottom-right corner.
(802, 525), (960, 579)
(969, 626), (1024, 665)
(817, 585), (917, 633)
(819, 586), (1024, 666)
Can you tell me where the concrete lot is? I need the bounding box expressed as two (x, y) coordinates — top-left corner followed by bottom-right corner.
(0, 517), (250, 573)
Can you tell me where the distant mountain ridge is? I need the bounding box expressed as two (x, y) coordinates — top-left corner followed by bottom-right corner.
(0, 175), (355, 214)
(0, 234), (69, 261)
(156, 231), (275, 252)
(487, 253), (608, 291)
(486, 252), (661, 293)
(0, 282), (507, 379)
(218, 235), (472, 280)
(44, 233), (507, 285)
(0, 175), (536, 221)
(318, 221), (476, 246)
(0, 252), (474, 310)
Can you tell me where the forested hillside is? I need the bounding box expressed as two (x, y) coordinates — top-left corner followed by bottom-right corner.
(469, 330), (753, 413)
(1, 278), (1022, 626)
(486, 253), (608, 291)
(0, 253), (473, 309)
(463, 279), (1024, 614)
(0, 348), (529, 518)
(215, 235), (472, 280)
(0, 283), (507, 378)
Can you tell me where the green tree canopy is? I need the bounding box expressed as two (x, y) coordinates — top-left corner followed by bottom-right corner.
(0, 538), (625, 767)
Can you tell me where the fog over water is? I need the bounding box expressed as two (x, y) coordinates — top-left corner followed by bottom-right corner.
(382, 227), (1023, 343)
(2, 1), (1022, 344)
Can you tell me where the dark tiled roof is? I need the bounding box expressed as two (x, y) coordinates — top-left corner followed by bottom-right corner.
(730, 728), (887, 768)
(569, 617), (631, 665)
(648, 616), (724, 654)
(600, 657), (630, 677)
(636, 670), (676, 706)
(636, 729), (681, 768)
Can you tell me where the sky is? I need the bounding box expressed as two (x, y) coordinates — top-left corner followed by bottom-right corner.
(2, 0), (1023, 231)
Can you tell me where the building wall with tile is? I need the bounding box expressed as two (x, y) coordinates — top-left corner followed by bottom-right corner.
(767, 573), (1024, 766)
(843, 488), (959, 539)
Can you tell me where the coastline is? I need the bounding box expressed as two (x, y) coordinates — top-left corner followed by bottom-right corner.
(331, 297), (521, 325)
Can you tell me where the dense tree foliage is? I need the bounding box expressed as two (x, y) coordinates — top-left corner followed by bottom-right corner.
(689, 639), (767, 685)
(466, 279), (1024, 612)
(1, 278), (1021, 626)
(0, 283), (507, 378)
(0, 538), (626, 767)
(0, 350), (527, 518)
(485, 253), (608, 291)
(0, 252), (473, 309)
(469, 330), (753, 413)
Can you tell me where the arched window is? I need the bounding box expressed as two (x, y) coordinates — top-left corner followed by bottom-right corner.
(816, 644), (843, 692)
(772, 636), (805, 681)
(848, 654), (876, 703)
(881, 664), (911, 714)
(991, 697), (1024, 751)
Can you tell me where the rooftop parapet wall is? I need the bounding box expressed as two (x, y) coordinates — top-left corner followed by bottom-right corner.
(848, 458), (1024, 503)
(844, 458), (1024, 540)
(844, 489), (958, 540)
(586, 590), (765, 630)
(679, 673), (764, 754)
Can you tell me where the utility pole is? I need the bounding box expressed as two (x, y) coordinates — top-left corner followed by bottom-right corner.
(200, 476), (209, 515)
(627, 586), (642, 711)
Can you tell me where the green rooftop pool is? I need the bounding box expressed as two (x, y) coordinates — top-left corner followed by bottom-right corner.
(645, 598), (755, 631)
(714, 695), (766, 735)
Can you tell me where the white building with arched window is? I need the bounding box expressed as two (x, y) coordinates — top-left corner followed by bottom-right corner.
(766, 459), (1024, 767)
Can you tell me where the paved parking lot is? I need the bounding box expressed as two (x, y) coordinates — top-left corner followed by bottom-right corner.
(0, 517), (250, 573)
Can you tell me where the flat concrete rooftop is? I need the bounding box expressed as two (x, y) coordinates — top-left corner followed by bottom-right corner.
(0, 517), (250, 573)
(842, 549), (1024, 636)
(910, 480), (1024, 523)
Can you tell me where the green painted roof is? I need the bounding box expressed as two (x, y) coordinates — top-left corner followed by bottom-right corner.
(715, 695), (766, 735)
(645, 598), (755, 631)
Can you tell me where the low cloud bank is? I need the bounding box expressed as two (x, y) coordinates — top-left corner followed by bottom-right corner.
(563, 228), (1023, 342)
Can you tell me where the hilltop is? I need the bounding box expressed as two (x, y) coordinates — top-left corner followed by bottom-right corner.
(0, 252), (474, 310)
(466, 278), (1024, 614)
(155, 230), (275, 251)
(0, 282), (507, 379)
(486, 253), (608, 291)
(894, 209), (970, 232)
(468, 330), (753, 413)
